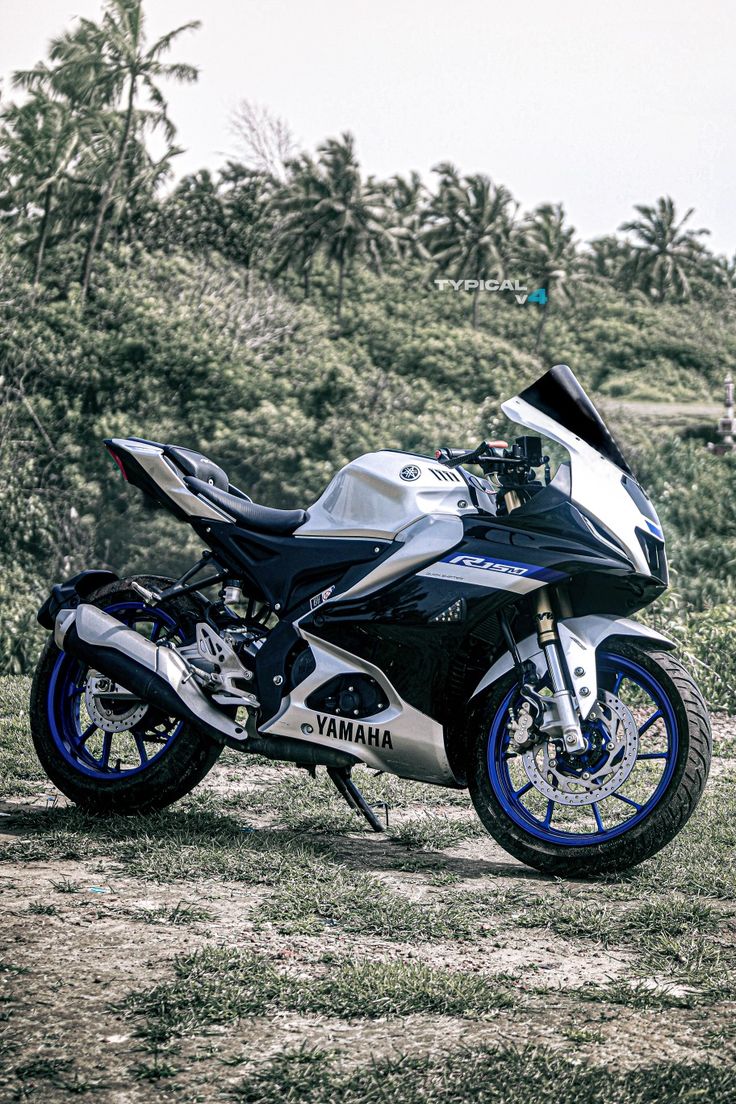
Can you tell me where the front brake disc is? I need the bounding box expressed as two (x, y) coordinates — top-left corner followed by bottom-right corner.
(520, 690), (639, 806)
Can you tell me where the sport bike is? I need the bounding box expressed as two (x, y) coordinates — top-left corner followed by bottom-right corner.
(32, 364), (711, 875)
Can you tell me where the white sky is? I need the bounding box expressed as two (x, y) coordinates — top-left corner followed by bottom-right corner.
(2, 0), (735, 254)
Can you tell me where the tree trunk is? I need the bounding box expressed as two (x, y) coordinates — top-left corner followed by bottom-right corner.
(80, 76), (137, 303)
(534, 287), (552, 352)
(32, 183), (54, 296)
(336, 255), (346, 322)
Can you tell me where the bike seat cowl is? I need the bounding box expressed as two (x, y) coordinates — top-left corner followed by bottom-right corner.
(185, 476), (308, 535)
(162, 444), (229, 490)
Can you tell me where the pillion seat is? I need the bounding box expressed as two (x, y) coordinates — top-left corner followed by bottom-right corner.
(184, 476), (308, 535)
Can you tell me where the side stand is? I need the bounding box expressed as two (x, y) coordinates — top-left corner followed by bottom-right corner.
(327, 766), (386, 832)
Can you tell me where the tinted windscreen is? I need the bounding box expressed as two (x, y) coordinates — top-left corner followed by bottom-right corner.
(517, 364), (632, 475)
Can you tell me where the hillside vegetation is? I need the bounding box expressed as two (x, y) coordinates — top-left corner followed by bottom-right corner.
(1, 0), (735, 705)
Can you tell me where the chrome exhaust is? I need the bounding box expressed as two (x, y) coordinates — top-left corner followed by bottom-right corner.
(54, 603), (358, 769)
(55, 604), (248, 745)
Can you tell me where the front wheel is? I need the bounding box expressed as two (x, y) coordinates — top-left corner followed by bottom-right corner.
(468, 641), (711, 876)
(29, 577), (222, 814)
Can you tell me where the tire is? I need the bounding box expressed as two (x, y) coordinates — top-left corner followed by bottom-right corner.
(468, 640), (711, 877)
(29, 577), (222, 814)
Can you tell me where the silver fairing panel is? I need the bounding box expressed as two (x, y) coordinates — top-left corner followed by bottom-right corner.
(259, 631), (457, 786)
(108, 438), (232, 522)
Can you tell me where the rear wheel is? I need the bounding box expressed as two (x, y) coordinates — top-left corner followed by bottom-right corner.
(468, 641), (711, 876)
(30, 577), (222, 814)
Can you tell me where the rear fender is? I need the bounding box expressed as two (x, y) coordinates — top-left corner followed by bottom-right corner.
(37, 569), (120, 630)
(471, 615), (674, 718)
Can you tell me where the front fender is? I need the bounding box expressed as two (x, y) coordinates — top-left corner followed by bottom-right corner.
(471, 615), (674, 719)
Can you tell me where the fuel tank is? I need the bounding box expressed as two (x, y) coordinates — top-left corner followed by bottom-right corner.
(296, 451), (478, 539)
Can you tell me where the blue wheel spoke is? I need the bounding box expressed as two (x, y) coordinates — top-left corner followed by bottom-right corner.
(48, 599), (185, 781)
(611, 792), (642, 811)
(592, 802), (604, 832)
(134, 735), (149, 766)
(99, 732), (113, 769)
(80, 723), (97, 744)
(489, 649), (678, 847)
(639, 709), (662, 737)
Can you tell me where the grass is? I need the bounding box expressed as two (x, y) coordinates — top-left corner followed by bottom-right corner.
(0, 675), (46, 798)
(390, 812), (485, 850)
(258, 858), (477, 941)
(129, 900), (215, 926)
(230, 1044), (736, 1104)
(122, 947), (517, 1040)
(4, 673), (736, 1096)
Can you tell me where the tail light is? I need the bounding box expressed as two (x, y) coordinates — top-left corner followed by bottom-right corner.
(105, 445), (128, 481)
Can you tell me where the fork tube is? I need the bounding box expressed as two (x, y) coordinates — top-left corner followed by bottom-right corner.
(532, 587), (586, 754)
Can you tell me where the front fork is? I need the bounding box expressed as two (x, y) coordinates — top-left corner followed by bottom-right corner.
(502, 488), (587, 756)
(532, 587), (587, 755)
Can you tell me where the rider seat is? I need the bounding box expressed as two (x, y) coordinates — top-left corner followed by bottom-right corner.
(184, 476), (308, 535)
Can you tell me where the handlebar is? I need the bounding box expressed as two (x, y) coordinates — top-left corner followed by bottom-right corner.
(435, 441), (509, 467)
(435, 436), (549, 485)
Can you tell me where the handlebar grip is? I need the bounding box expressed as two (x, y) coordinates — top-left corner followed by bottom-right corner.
(435, 448), (470, 460)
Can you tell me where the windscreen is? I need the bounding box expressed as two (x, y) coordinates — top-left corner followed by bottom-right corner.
(517, 364), (633, 476)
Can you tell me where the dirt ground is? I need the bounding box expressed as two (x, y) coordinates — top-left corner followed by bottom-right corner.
(1, 701), (735, 1102)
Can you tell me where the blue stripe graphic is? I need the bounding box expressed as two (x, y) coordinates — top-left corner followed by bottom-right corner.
(440, 553), (566, 582)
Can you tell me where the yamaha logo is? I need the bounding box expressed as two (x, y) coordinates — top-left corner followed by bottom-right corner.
(400, 464), (421, 481)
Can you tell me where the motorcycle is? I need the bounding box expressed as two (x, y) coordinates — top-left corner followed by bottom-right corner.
(31, 364), (711, 875)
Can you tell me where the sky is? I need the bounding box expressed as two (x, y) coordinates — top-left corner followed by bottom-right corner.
(2, 0), (735, 254)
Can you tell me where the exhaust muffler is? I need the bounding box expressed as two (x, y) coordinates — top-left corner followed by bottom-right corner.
(54, 604), (357, 769)
(55, 604), (248, 745)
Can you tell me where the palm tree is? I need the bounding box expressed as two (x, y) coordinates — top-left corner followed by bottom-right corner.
(272, 134), (396, 320)
(387, 171), (427, 261)
(422, 166), (516, 328)
(517, 203), (579, 349)
(69, 0), (199, 300)
(12, 1), (199, 301)
(618, 196), (710, 302)
(219, 162), (275, 289)
(270, 153), (324, 298)
(313, 133), (396, 320)
(582, 235), (633, 288)
(0, 93), (80, 290)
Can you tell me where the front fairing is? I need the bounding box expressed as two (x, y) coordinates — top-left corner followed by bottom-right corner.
(501, 365), (666, 582)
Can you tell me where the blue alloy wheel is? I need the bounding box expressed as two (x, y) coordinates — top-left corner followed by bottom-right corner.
(46, 600), (185, 780)
(487, 650), (678, 846)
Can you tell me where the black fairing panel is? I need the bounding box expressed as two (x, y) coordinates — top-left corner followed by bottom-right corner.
(297, 509), (664, 749)
(192, 518), (395, 613)
(518, 364), (633, 475)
